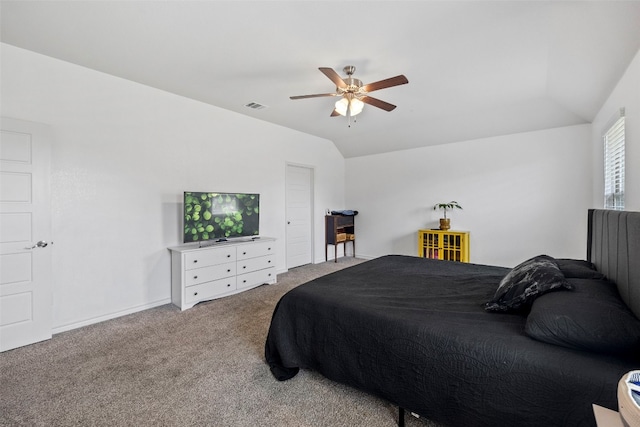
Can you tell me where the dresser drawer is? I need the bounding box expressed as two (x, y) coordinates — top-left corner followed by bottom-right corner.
(185, 262), (236, 287)
(185, 277), (236, 304)
(170, 237), (276, 311)
(185, 247), (236, 270)
(237, 254), (275, 275)
(237, 267), (276, 290)
(237, 241), (275, 260)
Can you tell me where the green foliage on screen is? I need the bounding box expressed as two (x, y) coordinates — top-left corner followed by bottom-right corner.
(183, 192), (259, 242)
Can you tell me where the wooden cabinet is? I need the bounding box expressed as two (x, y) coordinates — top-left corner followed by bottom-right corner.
(169, 238), (276, 310)
(325, 215), (355, 262)
(418, 230), (469, 262)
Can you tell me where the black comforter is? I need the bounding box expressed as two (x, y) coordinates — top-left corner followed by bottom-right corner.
(265, 255), (638, 427)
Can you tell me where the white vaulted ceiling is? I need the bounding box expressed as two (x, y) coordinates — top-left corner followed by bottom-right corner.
(2, 1), (640, 158)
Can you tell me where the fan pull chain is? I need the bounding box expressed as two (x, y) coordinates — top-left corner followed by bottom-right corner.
(346, 96), (357, 128)
(347, 108), (357, 128)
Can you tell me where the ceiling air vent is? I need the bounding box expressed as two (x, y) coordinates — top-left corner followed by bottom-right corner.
(244, 102), (267, 110)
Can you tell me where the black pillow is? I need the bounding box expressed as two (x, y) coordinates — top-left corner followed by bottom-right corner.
(525, 278), (640, 355)
(555, 258), (605, 280)
(485, 255), (573, 312)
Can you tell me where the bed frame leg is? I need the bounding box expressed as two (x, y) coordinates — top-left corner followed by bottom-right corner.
(398, 407), (405, 427)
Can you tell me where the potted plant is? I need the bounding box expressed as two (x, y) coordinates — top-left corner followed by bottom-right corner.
(433, 201), (462, 230)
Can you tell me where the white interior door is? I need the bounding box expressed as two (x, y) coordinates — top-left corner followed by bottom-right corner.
(0, 117), (52, 352)
(286, 164), (313, 269)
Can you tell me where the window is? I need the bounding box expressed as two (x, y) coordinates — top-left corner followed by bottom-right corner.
(604, 108), (625, 210)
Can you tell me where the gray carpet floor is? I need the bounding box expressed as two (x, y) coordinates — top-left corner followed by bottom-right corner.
(1, 257), (440, 427)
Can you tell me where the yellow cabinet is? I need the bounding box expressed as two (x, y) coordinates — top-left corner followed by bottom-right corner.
(418, 230), (469, 262)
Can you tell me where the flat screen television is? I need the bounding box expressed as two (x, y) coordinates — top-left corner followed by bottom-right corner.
(183, 192), (260, 243)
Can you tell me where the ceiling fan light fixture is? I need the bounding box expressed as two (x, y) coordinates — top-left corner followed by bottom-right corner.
(334, 97), (364, 117)
(350, 98), (364, 115)
(334, 98), (348, 116)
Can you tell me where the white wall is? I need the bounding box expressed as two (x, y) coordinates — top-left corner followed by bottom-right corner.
(346, 124), (593, 267)
(1, 44), (346, 332)
(591, 48), (640, 210)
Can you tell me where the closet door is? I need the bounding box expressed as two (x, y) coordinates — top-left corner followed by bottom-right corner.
(0, 118), (52, 352)
(286, 164), (313, 268)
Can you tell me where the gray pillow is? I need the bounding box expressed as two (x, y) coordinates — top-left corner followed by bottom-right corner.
(555, 258), (605, 280)
(525, 278), (640, 354)
(485, 255), (573, 312)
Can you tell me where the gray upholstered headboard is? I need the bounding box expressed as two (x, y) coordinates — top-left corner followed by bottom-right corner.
(587, 209), (640, 319)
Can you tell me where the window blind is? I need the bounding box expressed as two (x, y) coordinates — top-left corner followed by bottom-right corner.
(603, 109), (625, 210)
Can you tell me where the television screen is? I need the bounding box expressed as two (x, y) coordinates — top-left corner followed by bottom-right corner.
(183, 192), (260, 243)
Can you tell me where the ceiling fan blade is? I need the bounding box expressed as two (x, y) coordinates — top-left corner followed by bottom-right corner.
(290, 93), (338, 100)
(361, 96), (397, 112)
(319, 67), (347, 89)
(362, 75), (409, 93)
(330, 109), (341, 117)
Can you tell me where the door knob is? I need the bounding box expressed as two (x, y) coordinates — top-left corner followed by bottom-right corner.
(27, 240), (48, 249)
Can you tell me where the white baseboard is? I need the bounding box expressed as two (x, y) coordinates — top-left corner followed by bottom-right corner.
(51, 264), (337, 335)
(52, 298), (171, 335)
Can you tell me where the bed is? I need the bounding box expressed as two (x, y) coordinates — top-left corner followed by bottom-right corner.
(265, 209), (640, 427)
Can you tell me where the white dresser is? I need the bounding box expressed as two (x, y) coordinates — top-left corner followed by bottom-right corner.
(169, 238), (276, 311)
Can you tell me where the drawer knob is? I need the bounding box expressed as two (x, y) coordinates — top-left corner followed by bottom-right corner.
(227, 269), (231, 272)
(193, 260), (198, 263)
(227, 254), (231, 258)
(243, 266), (247, 269)
(194, 276), (198, 279)
(227, 283), (231, 287)
(268, 260), (271, 263)
(194, 292), (198, 296)
(243, 280), (247, 283)
(243, 251), (247, 255)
